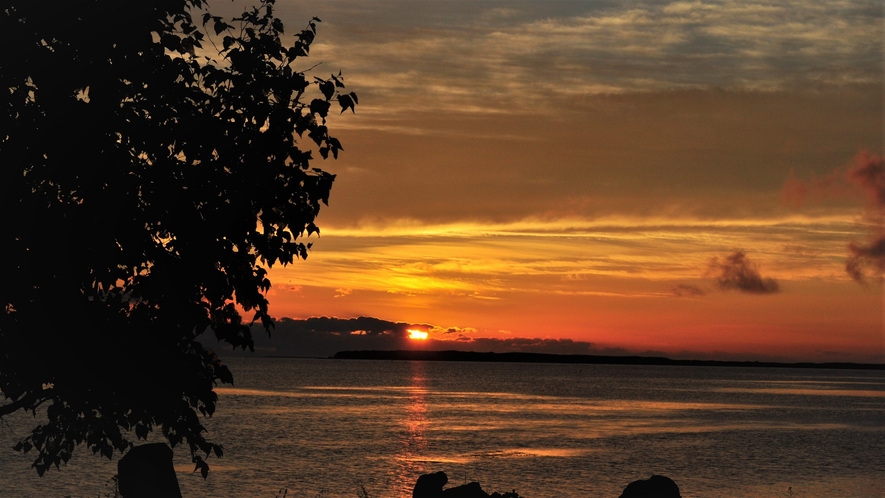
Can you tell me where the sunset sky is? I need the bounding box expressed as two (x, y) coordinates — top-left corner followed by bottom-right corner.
(223, 0), (883, 362)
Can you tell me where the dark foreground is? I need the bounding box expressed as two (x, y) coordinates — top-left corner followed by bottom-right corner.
(118, 445), (682, 498)
(332, 350), (885, 370)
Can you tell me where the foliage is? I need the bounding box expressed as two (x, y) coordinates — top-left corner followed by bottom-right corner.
(0, 0), (355, 477)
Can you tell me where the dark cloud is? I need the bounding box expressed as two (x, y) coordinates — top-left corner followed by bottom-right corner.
(200, 316), (599, 358)
(708, 251), (780, 294)
(198, 317), (412, 358)
(671, 284), (706, 297)
(846, 237), (885, 284)
(846, 151), (885, 207)
(278, 316), (413, 337)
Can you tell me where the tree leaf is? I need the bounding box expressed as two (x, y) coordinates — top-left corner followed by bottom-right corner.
(309, 99), (330, 118)
(318, 80), (335, 100)
(338, 94), (355, 114)
(214, 19), (229, 36)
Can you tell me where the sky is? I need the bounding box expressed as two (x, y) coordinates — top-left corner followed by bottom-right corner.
(214, 0), (883, 362)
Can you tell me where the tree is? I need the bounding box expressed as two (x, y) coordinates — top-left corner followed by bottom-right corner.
(0, 0), (356, 477)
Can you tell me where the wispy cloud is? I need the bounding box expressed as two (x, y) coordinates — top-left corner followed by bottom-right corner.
(333, 288), (353, 298)
(672, 284), (707, 297)
(305, 0), (883, 114)
(267, 214), (862, 307)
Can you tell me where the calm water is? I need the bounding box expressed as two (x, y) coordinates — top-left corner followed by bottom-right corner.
(1, 358), (883, 497)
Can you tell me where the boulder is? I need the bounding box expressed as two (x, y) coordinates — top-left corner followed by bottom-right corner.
(117, 443), (182, 498)
(414, 471), (449, 498)
(414, 472), (493, 498)
(442, 482), (490, 498)
(619, 475), (681, 498)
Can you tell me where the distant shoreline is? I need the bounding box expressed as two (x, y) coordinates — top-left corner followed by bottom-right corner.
(325, 350), (885, 370)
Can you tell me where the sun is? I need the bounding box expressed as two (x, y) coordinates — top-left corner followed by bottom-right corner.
(407, 329), (429, 340)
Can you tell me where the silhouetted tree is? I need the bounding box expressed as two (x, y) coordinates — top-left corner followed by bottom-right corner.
(0, 0), (356, 477)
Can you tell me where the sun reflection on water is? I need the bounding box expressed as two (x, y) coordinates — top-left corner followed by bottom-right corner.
(390, 361), (430, 497)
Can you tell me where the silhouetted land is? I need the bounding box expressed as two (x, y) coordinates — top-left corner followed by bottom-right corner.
(331, 350), (885, 370)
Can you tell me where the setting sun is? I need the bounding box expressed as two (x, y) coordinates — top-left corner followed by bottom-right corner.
(407, 329), (428, 340)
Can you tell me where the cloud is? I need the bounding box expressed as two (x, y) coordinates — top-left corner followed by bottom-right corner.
(671, 284), (706, 297)
(784, 151), (885, 284)
(427, 326), (477, 335)
(306, 0), (883, 115)
(843, 152), (885, 284)
(708, 251), (780, 294)
(846, 151), (885, 208)
(781, 151), (884, 207)
(272, 214), (864, 302)
(846, 238), (885, 284)
(276, 316), (411, 337)
(781, 169), (848, 207)
(199, 316), (413, 357)
(201, 316), (602, 358)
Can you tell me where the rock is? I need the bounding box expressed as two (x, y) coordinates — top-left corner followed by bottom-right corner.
(414, 472), (493, 498)
(414, 471), (449, 498)
(619, 475), (681, 498)
(117, 443), (182, 498)
(442, 482), (491, 498)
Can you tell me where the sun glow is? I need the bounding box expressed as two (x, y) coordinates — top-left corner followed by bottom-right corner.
(408, 329), (429, 340)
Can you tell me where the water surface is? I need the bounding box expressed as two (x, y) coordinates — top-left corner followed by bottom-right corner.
(0, 358), (882, 497)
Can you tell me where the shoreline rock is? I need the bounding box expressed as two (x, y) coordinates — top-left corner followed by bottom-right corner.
(619, 475), (681, 498)
(413, 471), (681, 498)
(117, 443), (182, 498)
(412, 471), (520, 497)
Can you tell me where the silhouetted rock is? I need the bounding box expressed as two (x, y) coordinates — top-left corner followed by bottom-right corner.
(619, 475), (681, 498)
(414, 471), (449, 497)
(442, 481), (490, 498)
(414, 472), (501, 498)
(117, 443), (182, 498)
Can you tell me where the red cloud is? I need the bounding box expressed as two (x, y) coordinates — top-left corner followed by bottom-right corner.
(781, 169), (845, 207)
(784, 151), (885, 284)
(844, 152), (885, 284)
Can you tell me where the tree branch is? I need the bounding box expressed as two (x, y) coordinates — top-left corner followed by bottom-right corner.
(0, 389), (54, 418)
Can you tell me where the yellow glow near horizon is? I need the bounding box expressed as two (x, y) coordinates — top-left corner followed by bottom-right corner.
(407, 329), (429, 340)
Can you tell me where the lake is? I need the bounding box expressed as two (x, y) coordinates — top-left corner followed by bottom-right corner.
(1, 358), (883, 497)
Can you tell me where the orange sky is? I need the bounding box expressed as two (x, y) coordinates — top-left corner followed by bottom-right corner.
(238, 0), (883, 362)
